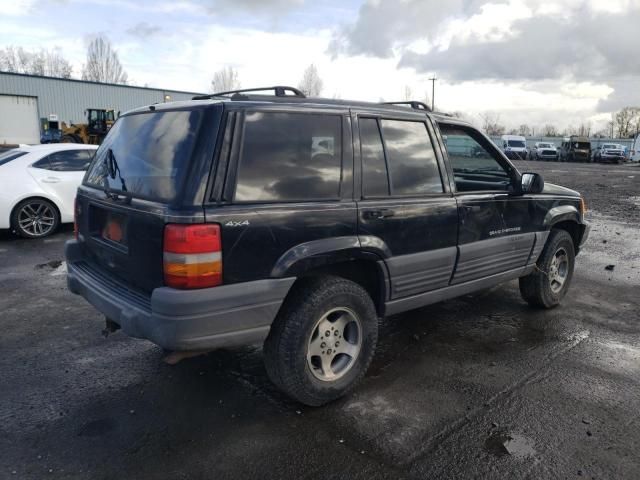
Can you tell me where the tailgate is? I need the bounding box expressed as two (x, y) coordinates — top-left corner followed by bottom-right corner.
(75, 191), (166, 293)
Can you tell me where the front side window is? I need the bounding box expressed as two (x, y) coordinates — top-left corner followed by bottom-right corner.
(0, 150), (27, 167)
(440, 124), (512, 192)
(235, 112), (342, 202)
(379, 119), (443, 195)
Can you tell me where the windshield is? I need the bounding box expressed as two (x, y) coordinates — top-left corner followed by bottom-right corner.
(507, 140), (526, 148)
(0, 150), (27, 167)
(85, 110), (203, 202)
(539, 143), (553, 148)
(574, 142), (590, 149)
(602, 144), (617, 149)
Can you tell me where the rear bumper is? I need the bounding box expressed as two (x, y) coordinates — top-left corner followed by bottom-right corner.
(65, 240), (295, 351)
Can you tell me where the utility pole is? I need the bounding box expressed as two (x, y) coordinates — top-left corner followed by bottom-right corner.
(429, 75), (437, 111)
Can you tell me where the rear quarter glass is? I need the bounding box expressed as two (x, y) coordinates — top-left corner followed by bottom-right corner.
(84, 110), (204, 203)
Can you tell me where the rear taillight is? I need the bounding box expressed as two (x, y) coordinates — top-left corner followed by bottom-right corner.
(163, 224), (222, 289)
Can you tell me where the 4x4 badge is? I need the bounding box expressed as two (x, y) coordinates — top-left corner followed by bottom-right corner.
(225, 220), (250, 227)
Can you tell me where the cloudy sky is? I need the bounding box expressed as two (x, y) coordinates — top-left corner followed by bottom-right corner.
(2, 0), (639, 131)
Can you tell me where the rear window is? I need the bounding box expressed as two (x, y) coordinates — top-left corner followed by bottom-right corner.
(85, 110), (203, 201)
(234, 112), (342, 202)
(0, 150), (27, 167)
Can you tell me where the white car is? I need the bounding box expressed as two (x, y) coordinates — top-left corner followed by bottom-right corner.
(0, 144), (98, 238)
(531, 142), (558, 161)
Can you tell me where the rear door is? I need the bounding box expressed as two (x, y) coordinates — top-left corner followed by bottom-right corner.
(29, 149), (94, 217)
(437, 123), (537, 285)
(204, 107), (357, 285)
(354, 113), (458, 299)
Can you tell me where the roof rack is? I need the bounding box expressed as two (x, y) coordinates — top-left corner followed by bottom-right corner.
(192, 86), (306, 101)
(381, 101), (431, 112)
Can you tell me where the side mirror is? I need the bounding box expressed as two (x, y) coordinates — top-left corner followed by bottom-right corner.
(520, 172), (544, 194)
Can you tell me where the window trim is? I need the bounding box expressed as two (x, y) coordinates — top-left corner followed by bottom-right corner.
(377, 117), (446, 199)
(437, 121), (519, 195)
(230, 109), (346, 205)
(359, 116), (391, 199)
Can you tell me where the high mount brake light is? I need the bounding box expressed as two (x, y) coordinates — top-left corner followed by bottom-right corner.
(163, 224), (222, 289)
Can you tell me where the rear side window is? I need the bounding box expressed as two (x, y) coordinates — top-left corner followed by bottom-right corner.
(379, 120), (443, 195)
(44, 150), (93, 171)
(235, 112), (342, 202)
(360, 118), (389, 197)
(0, 150), (27, 167)
(85, 110), (203, 202)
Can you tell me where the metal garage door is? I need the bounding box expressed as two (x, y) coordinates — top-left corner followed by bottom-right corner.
(0, 95), (40, 145)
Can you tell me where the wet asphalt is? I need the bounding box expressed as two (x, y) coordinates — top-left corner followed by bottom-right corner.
(1, 161), (639, 479)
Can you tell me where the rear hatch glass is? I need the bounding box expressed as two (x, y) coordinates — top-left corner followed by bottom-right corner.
(84, 110), (203, 202)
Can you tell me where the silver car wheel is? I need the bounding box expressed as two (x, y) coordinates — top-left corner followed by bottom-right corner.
(306, 307), (362, 382)
(548, 247), (569, 294)
(17, 201), (56, 237)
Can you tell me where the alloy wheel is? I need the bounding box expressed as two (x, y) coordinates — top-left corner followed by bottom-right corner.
(17, 201), (56, 237)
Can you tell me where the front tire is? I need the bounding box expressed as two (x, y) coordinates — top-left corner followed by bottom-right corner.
(11, 198), (60, 238)
(264, 276), (378, 406)
(519, 229), (575, 308)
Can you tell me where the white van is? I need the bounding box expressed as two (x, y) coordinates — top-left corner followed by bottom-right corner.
(501, 134), (528, 160)
(631, 134), (640, 162)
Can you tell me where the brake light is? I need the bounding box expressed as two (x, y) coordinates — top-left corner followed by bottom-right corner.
(163, 224), (222, 289)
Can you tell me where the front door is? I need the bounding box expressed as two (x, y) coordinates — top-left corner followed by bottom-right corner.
(437, 123), (537, 285)
(355, 114), (458, 300)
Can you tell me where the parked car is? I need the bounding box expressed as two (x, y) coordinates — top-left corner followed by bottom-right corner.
(532, 142), (558, 161)
(593, 143), (626, 164)
(501, 134), (529, 159)
(560, 136), (591, 162)
(65, 86), (590, 406)
(0, 144), (98, 238)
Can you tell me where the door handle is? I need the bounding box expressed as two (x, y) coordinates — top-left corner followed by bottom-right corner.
(363, 209), (395, 220)
(41, 177), (60, 183)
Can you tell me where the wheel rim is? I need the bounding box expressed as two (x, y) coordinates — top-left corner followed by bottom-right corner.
(306, 307), (362, 382)
(548, 247), (569, 293)
(17, 202), (55, 237)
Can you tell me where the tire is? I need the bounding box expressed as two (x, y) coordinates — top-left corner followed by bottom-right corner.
(519, 229), (575, 308)
(264, 275), (378, 406)
(11, 198), (60, 238)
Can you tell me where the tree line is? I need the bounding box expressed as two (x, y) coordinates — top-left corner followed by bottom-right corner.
(480, 109), (640, 139)
(0, 35), (128, 84)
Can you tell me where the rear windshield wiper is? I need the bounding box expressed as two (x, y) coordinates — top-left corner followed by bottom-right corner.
(102, 149), (131, 203)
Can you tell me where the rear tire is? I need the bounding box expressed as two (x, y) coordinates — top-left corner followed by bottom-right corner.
(264, 276), (378, 406)
(519, 229), (575, 308)
(11, 198), (60, 238)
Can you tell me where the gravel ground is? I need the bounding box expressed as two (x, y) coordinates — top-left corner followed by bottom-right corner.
(1, 161), (639, 480)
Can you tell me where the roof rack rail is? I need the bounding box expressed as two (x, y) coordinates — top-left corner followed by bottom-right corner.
(381, 101), (431, 112)
(192, 86), (306, 100)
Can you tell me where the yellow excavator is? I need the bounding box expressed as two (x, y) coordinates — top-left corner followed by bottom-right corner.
(61, 108), (117, 144)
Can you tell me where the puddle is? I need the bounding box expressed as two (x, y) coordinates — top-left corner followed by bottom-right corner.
(485, 431), (537, 458)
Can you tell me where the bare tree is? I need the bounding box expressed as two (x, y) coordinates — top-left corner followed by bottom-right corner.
(518, 124), (532, 136)
(210, 66), (240, 93)
(81, 35), (128, 84)
(541, 124), (559, 137)
(298, 64), (323, 97)
(480, 113), (505, 136)
(614, 107), (640, 138)
(0, 46), (72, 78)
